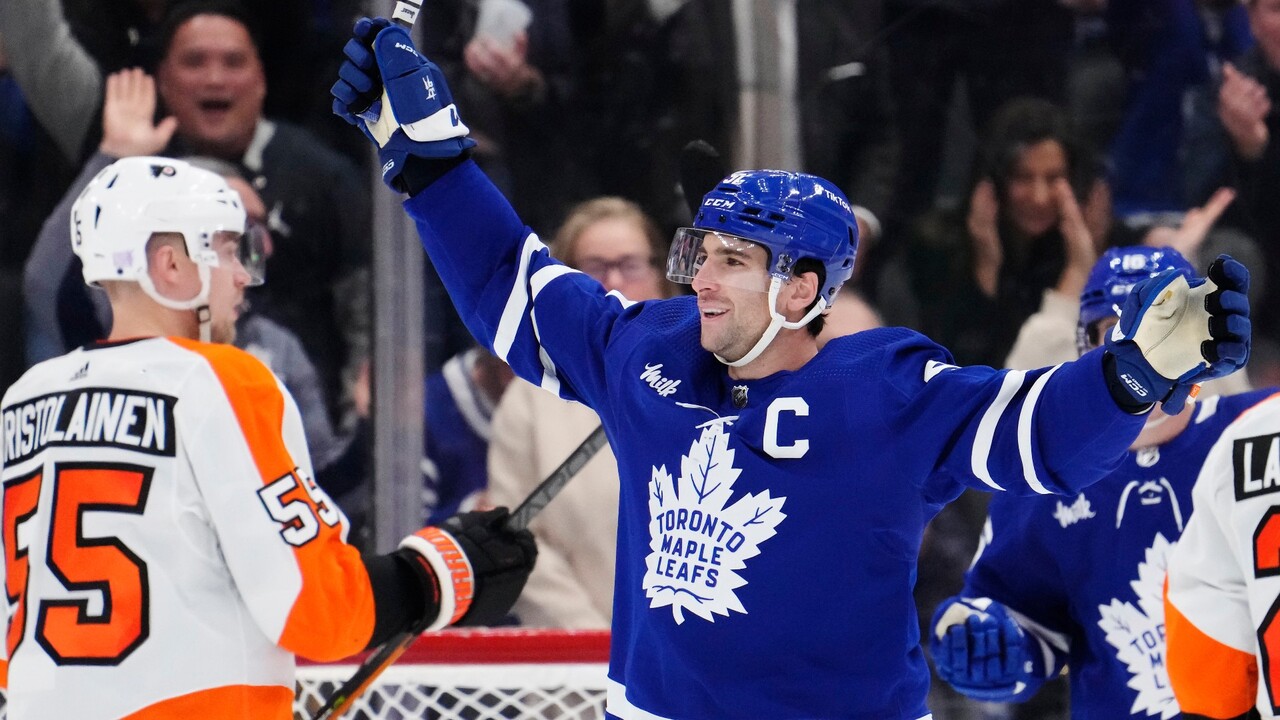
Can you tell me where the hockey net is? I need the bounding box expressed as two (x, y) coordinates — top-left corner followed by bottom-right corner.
(293, 628), (610, 720)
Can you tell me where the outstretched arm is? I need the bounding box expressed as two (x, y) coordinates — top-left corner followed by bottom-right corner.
(0, 0), (104, 161)
(331, 18), (638, 412)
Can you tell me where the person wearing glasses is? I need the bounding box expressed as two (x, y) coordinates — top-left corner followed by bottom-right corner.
(486, 197), (677, 628)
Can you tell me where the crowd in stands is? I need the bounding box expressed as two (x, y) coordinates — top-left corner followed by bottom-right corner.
(2, 1), (1278, 717)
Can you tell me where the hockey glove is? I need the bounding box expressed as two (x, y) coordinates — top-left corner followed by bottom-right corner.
(930, 596), (1043, 702)
(1104, 255), (1250, 415)
(331, 17), (476, 192)
(398, 507), (537, 629)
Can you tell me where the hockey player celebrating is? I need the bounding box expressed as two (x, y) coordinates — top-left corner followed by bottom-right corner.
(930, 246), (1273, 719)
(0, 157), (537, 719)
(331, 18), (1251, 720)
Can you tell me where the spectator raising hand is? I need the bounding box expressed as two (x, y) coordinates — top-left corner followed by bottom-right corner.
(99, 68), (178, 159)
(1143, 187), (1237, 265)
(1053, 176), (1097, 300)
(967, 179), (1002, 298)
(464, 31), (543, 101)
(1219, 62), (1271, 161)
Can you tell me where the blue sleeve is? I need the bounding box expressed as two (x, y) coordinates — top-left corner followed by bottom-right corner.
(403, 160), (634, 411)
(1221, 6), (1255, 59)
(963, 495), (1072, 683)
(872, 333), (1145, 499)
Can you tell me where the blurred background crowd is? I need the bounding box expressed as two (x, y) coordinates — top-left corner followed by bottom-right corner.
(2, 0), (1278, 717)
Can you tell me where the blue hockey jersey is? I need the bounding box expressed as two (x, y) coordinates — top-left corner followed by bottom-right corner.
(963, 388), (1276, 719)
(405, 160), (1148, 720)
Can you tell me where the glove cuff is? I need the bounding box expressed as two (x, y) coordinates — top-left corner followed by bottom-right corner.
(396, 152), (471, 195)
(1102, 352), (1159, 414)
(400, 527), (476, 630)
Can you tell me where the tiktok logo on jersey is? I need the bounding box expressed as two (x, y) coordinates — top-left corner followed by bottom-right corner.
(1097, 533), (1178, 718)
(642, 420), (787, 624)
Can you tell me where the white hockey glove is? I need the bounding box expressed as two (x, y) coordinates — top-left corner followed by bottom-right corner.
(1105, 255), (1250, 414)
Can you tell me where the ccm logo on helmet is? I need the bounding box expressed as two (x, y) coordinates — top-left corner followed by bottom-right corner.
(704, 198), (735, 209)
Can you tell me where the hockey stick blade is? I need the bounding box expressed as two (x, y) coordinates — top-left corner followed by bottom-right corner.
(679, 140), (728, 218)
(311, 424), (609, 719)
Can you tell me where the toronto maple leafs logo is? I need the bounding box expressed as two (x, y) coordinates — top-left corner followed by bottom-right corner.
(1097, 533), (1178, 718)
(643, 420), (786, 624)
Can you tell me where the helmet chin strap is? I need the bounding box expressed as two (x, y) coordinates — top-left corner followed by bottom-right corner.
(716, 276), (828, 368)
(135, 264), (214, 342)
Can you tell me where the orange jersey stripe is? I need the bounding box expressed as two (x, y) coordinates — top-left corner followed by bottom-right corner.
(120, 684), (292, 719)
(1165, 592), (1258, 718)
(170, 338), (376, 660)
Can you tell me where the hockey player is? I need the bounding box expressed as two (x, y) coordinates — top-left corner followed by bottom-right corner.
(930, 246), (1274, 719)
(0, 156), (537, 719)
(1165, 396), (1280, 709)
(331, 18), (1251, 719)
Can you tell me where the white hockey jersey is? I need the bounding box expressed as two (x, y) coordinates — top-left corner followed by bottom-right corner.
(0, 337), (378, 719)
(1166, 391), (1280, 720)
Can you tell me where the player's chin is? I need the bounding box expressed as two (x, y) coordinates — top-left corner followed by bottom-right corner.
(211, 324), (238, 345)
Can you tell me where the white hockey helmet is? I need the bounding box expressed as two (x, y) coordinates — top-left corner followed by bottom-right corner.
(71, 157), (261, 339)
(71, 156), (251, 286)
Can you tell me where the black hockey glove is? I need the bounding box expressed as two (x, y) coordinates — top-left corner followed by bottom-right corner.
(398, 507), (537, 629)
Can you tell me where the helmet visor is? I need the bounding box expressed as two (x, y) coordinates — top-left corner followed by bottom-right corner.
(211, 226), (268, 286)
(667, 228), (773, 294)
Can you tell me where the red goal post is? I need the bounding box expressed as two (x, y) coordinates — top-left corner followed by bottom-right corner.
(293, 628), (611, 719)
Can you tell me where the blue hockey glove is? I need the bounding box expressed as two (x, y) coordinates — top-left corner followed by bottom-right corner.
(331, 17), (476, 191)
(1105, 255), (1250, 414)
(930, 596), (1041, 702)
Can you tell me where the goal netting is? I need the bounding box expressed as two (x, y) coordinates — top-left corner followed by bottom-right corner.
(292, 628), (610, 720)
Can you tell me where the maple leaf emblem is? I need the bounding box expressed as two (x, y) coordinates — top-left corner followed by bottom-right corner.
(1097, 533), (1179, 718)
(642, 420), (786, 624)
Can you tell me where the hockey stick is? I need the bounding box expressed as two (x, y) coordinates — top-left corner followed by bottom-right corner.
(311, 424), (609, 719)
(389, 0), (424, 27)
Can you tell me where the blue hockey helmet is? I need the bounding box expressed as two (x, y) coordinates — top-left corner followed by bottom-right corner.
(667, 170), (859, 306)
(1077, 245), (1195, 353)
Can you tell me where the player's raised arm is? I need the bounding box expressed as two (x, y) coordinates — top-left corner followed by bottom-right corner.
(331, 18), (638, 410)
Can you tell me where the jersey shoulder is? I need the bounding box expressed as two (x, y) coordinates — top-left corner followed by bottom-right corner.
(1206, 387), (1280, 428)
(808, 326), (954, 386)
(165, 337), (281, 392)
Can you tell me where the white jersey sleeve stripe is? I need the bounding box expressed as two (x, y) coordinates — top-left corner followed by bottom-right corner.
(1016, 364), (1062, 495)
(530, 264), (577, 297)
(970, 370), (1026, 491)
(606, 289), (638, 309)
(528, 264), (577, 394)
(493, 233), (549, 363)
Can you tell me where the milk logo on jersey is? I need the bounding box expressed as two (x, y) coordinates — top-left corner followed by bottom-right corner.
(639, 362), (681, 397)
(1234, 431), (1280, 501)
(3, 388), (177, 465)
(643, 420), (786, 624)
(1053, 493), (1096, 528)
(1097, 533), (1178, 718)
